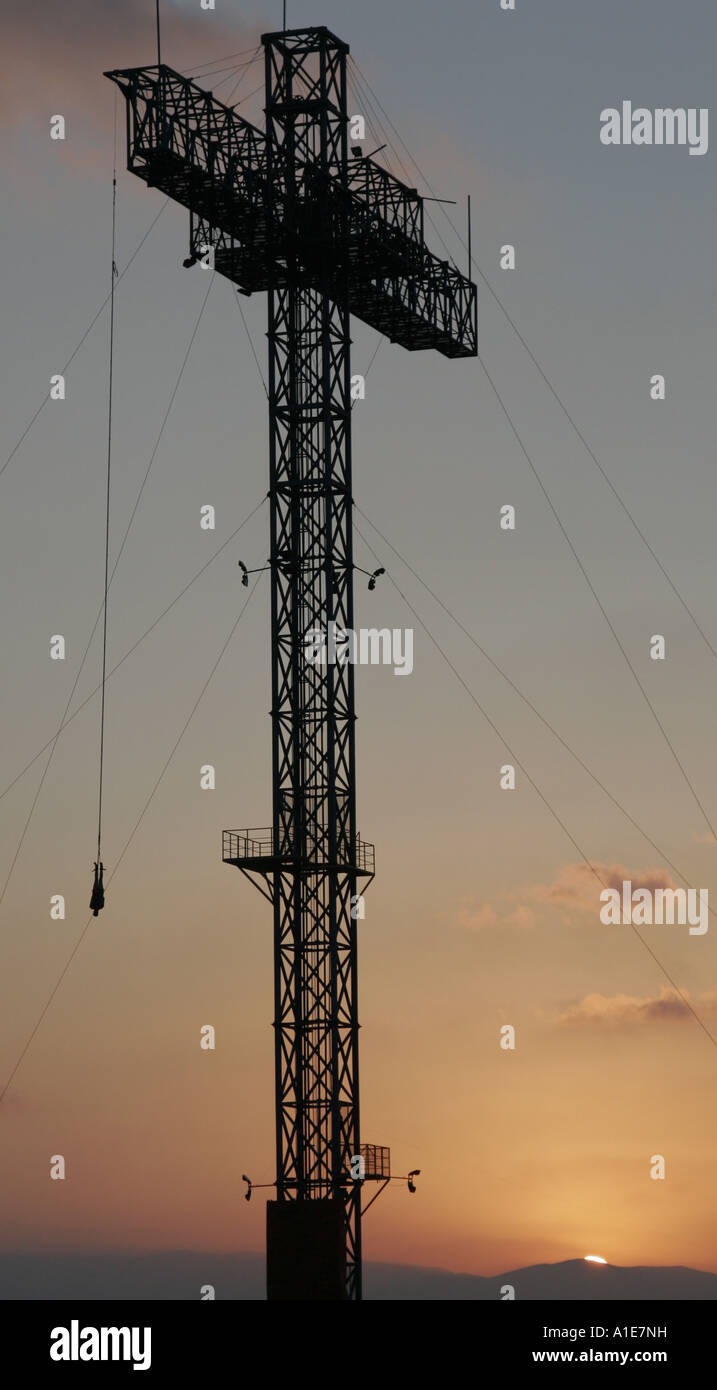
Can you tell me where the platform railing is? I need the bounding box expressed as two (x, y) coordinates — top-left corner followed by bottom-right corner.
(223, 828), (375, 874)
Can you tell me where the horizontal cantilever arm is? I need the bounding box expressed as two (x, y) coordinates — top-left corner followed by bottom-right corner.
(104, 64), (271, 292)
(105, 63), (477, 357)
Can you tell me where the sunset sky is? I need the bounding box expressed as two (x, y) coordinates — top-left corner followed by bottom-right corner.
(2, 0), (717, 1285)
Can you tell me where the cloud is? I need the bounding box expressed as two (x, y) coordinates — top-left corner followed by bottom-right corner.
(457, 903), (534, 930)
(554, 987), (717, 1029)
(530, 862), (676, 917)
(1, 0), (267, 156)
(457, 861), (677, 931)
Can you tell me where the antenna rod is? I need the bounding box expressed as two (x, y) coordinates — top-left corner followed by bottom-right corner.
(283, 2), (286, 32)
(467, 194), (472, 280)
(156, 0), (161, 67)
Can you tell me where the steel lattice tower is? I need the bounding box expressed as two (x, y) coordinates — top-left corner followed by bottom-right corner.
(265, 29), (363, 1298)
(107, 23), (476, 1302)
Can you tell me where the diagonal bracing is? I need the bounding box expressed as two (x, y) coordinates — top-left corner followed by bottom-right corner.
(107, 23), (476, 1301)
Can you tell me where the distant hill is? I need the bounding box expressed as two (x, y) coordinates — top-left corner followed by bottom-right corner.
(1, 1252), (715, 1300)
(365, 1258), (717, 1301)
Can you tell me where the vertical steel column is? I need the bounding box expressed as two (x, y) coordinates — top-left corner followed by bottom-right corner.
(264, 28), (362, 1300)
(106, 21), (476, 1306)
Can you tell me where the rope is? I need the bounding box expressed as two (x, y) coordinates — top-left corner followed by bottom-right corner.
(0, 199), (169, 487)
(0, 273), (219, 916)
(94, 113), (118, 899)
(350, 54), (717, 672)
(186, 45), (261, 75)
(352, 518), (717, 1051)
(353, 502), (717, 927)
(0, 496), (267, 814)
(0, 576), (264, 1103)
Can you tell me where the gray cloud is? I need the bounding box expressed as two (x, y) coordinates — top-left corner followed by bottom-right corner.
(2, 0), (267, 138)
(554, 988), (717, 1029)
(531, 862), (676, 915)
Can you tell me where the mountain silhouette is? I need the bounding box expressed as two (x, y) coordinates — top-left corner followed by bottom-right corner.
(0, 1252), (715, 1299)
(365, 1257), (717, 1300)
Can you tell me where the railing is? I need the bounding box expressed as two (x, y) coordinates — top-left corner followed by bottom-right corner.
(359, 1143), (391, 1180)
(223, 828), (274, 861)
(347, 155), (423, 251)
(354, 835), (375, 875)
(223, 828), (375, 874)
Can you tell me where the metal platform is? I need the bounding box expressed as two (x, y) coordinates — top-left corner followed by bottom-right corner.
(360, 1143), (391, 1181)
(222, 828), (375, 877)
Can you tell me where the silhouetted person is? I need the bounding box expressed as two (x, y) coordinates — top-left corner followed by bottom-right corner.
(90, 862), (105, 917)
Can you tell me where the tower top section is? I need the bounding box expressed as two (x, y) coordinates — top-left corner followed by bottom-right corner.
(105, 26), (476, 357)
(261, 25), (350, 53)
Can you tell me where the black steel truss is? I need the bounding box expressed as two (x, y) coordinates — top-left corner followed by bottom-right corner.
(106, 22), (476, 1303)
(264, 29), (362, 1298)
(105, 30), (476, 354)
